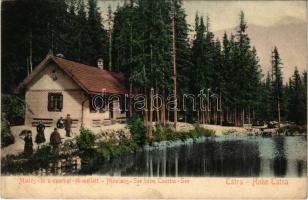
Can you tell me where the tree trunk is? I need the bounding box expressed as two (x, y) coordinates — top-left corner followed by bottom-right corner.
(226, 109), (229, 122)
(149, 88), (154, 139)
(215, 110), (217, 125)
(144, 88), (149, 137)
(220, 111), (223, 126)
(167, 110), (170, 123)
(197, 110), (200, 123)
(248, 106), (251, 124)
(162, 90), (166, 126)
(234, 108), (237, 126)
(242, 108), (245, 127)
(155, 87), (160, 125)
(129, 82), (133, 118)
(29, 31), (33, 73)
(202, 110), (205, 124)
(171, 6), (177, 130)
(277, 97), (281, 128)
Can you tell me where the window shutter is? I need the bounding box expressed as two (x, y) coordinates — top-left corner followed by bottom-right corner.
(59, 94), (63, 111)
(48, 94), (51, 111)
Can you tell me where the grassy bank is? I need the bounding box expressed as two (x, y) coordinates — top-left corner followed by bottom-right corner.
(152, 126), (215, 143)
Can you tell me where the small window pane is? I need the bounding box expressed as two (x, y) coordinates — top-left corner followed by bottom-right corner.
(48, 93), (63, 112)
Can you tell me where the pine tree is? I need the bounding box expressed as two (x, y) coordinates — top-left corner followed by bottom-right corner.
(303, 71), (307, 124)
(107, 5), (113, 70)
(1, 0), (69, 93)
(256, 72), (273, 121)
(220, 11), (262, 126)
(112, 0), (174, 137)
(87, 0), (108, 67)
(191, 15), (206, 123)
(174, 0), (193, 122)
(235, 11), (251, 125)
(76, 0), (93, 63)
(287, 68), (306, 124)
(271, 46), (284, 126)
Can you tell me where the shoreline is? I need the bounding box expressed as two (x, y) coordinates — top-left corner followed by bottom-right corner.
(1, 123), (306, 175)
(1, 122), (305, 158)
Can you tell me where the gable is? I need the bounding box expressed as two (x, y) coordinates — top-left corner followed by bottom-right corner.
(27, 62), (81, 91)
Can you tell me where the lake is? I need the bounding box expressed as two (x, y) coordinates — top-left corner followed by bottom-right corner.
(83, 136), (307, 177)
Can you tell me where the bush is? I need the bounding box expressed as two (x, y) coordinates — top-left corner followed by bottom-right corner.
(31, 145), (59, 169)
(1, 154), (29, 174)
(151, 126), (215, 143)
(1, 145), (60, 174)
(152, 127), (177, 142)
(96, 137), (137, 161)
(76, 128), (95, 151)
(152, 127), (166, 142)
(1, 94), (25, 125)
(177, 131), (190, 141)
(128, 116), (146, 147)
(189, 127), (216, 138)
(1, 115), (15, 147)
(222, 129), (237, 135)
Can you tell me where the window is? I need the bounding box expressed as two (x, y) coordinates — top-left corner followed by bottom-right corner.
(120, 95), (126, 114)
(48, 93), (63, 112)
(89, 95), (106, 113)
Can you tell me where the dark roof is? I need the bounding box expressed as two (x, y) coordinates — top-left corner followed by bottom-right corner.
(53, 57), (127, 94)
(17, 53), (128, 94)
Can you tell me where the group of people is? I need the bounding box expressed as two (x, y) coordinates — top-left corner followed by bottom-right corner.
(23, 114), (73, 156)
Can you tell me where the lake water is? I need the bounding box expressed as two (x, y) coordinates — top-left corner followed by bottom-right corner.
(84, 136), (307, 177)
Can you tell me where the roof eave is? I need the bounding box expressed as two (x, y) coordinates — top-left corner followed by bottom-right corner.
(15, 53), (54, 93)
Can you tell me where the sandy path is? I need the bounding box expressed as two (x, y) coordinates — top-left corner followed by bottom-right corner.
(176, 122), (249, 135)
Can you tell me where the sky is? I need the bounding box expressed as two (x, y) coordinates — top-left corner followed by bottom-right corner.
(97, 0), (307, 79)
(182, 1), (306, 31)
(98, 0), (306, 30)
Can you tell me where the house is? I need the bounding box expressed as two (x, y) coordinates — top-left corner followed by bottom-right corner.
(16, 52), (128, 129)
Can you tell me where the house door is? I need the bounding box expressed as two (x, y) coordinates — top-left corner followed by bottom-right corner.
(109, 100), (114, 119)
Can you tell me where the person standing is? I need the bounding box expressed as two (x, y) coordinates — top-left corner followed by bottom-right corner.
(50, 128), (62, 153)
(24, 131), (33, 157)
(35, 121), (46, 148)
(65, 114), (72, 137)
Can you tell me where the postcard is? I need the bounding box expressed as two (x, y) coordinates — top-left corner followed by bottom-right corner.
(1, 0), (307, 198)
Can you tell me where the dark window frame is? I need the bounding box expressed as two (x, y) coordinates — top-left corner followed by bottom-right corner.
(48, 93), (63, 112)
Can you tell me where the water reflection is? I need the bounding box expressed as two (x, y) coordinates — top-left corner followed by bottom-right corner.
(273, 137), (287, 176)
(88, 136), (306, 177)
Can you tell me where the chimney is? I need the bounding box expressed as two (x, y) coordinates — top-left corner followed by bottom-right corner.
(97, 58), (104, 69)
(56, 53), (65, 58)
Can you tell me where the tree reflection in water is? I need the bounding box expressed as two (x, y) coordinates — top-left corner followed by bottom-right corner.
(272, 137), (287, 177)
(86, 136), (306, 177)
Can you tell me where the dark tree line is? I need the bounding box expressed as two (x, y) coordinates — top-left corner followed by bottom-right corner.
(1, 0), (307, 133)
(2, 0), (108, 93)
(257, 47), (307, 125)
(190, 11), (262, 126)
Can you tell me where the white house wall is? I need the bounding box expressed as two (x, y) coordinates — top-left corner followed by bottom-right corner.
(24, 62), (125, 130)
(28, 62), (80, 90)
(25, 62), (85, 127)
